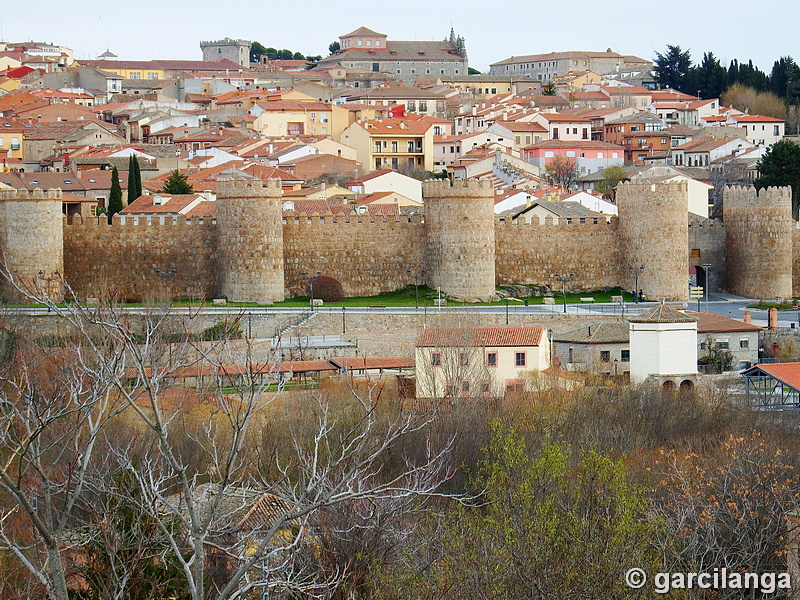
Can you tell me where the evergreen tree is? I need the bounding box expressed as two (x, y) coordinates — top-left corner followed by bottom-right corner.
(249, 41), (269, 63)
(161, 169), (194, 195)
(697, 51), (727, 99)
(328, 41), (340, 54)
(127, 155), (142, 203)
(106, 166), (123, 224)
(755, 139), (800, 216)
(654, 45), (692, 91)
(770, 56), (800, 104)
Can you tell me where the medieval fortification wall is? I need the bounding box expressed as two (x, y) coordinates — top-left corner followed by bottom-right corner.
(1, 178), (796, 304)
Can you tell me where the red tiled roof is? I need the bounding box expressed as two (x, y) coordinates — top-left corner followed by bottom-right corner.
(732, 114), (785, 123)
(417, 327), (544, 348)
(748, 363), (800, 391)
(331, 356), (414, 371)
(689, 312), (762, 333)
(538, 113), (591, 123)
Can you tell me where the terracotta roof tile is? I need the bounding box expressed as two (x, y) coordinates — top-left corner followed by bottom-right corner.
(417, 327), (544, 348)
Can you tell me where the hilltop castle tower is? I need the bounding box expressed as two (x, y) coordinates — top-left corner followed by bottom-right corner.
(200, 38), (251, 67)
(216, 177), (284, 303)
(0, 188), (64, 304)
(723, 185), (793, 300)
(617, 180), (689, 302)
(424, 178), (495, 302)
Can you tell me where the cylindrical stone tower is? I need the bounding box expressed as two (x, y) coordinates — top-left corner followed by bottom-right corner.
(0, 188), (64, 304)
(216, 177), (284, 303)
(424, 178), (495, 302)
(723, 185), (793, 300)
(617, 180), (689, 302)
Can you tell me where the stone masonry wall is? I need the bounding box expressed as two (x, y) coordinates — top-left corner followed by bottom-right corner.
(217, 178), (284, 303)
(63, 214), (218, 301)
(724, 186), (793, 300)
(0, 189), (64, 303)
(617, 180), (689, 302)
(495, 217), (622, 291)
(282, 215), (426, 297)
(424, 179), (495, 301)
(688, 215), (726, 293)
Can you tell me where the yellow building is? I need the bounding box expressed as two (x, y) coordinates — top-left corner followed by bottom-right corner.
(340, 117), (434, 172)
(0, 120), (29, 160)
(252, 100), (334, 137)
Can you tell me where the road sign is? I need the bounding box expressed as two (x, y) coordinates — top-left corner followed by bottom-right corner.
(689, 286), (704, 299)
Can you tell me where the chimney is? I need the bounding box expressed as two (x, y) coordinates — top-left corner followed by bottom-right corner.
(768, 307), (779, 331)
(743, 311), (752, 325)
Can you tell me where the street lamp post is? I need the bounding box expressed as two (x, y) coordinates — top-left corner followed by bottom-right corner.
(505, 298), (509, 324)
(407, 268), (426, 310)
(554, 272), (574, 314)
(629, 264), (644, 303)
(342, 306), (346, 334)
(702, 262), (712, 312)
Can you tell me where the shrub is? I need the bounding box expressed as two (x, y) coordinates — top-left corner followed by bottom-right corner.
(313, 276), (344, 302)
(199, 321), (242, 341)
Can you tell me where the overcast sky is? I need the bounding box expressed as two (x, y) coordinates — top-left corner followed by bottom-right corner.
(4, 0), (797, 73)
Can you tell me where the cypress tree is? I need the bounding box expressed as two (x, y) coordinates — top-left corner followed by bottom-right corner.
(107, 166), (123, 224)
(127, 154), (142, 202)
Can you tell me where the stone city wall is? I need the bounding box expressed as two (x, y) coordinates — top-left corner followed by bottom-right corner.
(688, 215), (726, 293)
(282, 215), (427, 298)
(63, 214), (218, 301)
(495, 217), (622, 291)
(724, 186), (793, 300)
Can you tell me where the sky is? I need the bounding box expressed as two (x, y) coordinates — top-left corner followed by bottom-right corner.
(3, 0), (798, 74)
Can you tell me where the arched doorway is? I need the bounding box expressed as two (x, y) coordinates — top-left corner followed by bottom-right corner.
(662, 380), (676, 392)
(680, 380), (695, 397)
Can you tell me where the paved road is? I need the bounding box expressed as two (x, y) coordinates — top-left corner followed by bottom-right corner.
(5, 293), (795, 329)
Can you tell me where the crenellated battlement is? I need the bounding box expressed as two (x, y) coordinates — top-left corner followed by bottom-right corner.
(283, 214), (424, 226)
(0, 187), (62, 201)
(65, 213), (218, 227)
(497, 215), (619, 227)
(217, 177), (282, 199)
(423, 177), (493, 198)
(723, 185), (792, 209)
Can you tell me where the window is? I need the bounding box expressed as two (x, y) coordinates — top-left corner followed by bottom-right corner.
(445, 382), (457, 398)
(774, 125), (780, 136)
(566, 150), (576, 157)
(376, 40), (381, 47)
(129, 72), (141, 79)
(740, 338), (750, 349)
(459, 353), (469, 367)
(691, 248), (701, 258)
(612, 152), (619, 158)
(598, 152), (604, 158)
(147, 72), (158, 79)
(544, 150), (555, 158)
(431, 352), (441, 367)
(372, 63), (379, 72)
(700, 340), (707, 351)
(11, 137), (19, 150)
(461, 381), (470, 394)
(480, 381), (490, 394)
(600, 350), (611, 363)
(366, 40), (372, 47)
(515, 352), (526, 367)
(358, 40), (363, 46)
(621, 350), (630, 362)
(486, 352), (497, 367)
(553, 127), (559, 139)
(717, 339), (730, 350)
